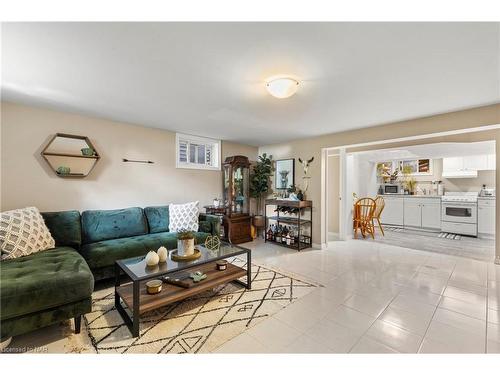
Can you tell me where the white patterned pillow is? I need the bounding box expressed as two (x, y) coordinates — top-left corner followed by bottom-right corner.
(169, 201), (199, 232)
(1, 207), (55, 260)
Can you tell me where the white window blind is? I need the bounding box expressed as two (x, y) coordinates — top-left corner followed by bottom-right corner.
(176, 133), (221, 170)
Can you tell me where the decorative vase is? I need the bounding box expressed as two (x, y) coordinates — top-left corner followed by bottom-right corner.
(145, 251), (159, 267)
(177, 239), (195, 256)
(157, 246), (168, 262)
(81, 147), (95, 156)
(57, 166), (71, 175)
(297, 191), (304, 201)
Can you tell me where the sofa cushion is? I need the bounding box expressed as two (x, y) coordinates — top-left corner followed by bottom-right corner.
(1, 206), (56, 260)
(168, 201), (199, 232)
(0, 247), (94, 320)
(198, 221), (212, 234)
(41, 210), (82, 249)
(80, 231), (210, 269)
(81, 207), (148, 244)
(198, 213), (222, 236)
(144, 206), (169, 234)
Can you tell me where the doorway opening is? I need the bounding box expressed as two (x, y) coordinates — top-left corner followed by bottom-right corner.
(323, 126), (499, 263)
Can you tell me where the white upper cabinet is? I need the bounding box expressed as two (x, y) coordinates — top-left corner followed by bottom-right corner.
(463, 155), (488, 171)
(443, 157), (463, 172)
(442, 154), (495, 178)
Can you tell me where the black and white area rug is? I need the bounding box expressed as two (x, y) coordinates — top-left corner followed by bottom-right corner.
(83, 258), (319, 353)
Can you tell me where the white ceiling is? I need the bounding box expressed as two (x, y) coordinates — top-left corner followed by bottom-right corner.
(357, 141), (496, 162)
(2, 22), (499, 146)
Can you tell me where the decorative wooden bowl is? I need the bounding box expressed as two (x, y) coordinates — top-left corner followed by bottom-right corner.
(171, 248), (201, 262)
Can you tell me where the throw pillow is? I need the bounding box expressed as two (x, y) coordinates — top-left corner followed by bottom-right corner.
(1, 207), (55, 260)
(168, 201), (199, 232)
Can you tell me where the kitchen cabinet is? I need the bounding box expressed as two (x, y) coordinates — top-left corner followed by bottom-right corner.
(478, 198), (495, 236)
(443, 157), (463, 172)
(442, 155), (495, 177)
(380, 196), (404, 226)
(403, 198), (441, 230)
(403, 200), (421, 227)
(463, 155), (488, 171)
(421, 200), (442, 229)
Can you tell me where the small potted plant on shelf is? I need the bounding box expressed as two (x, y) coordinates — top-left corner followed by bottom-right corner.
(400, 165), (417, 195)
(177, 230), (196, 256)
(250, 153), (273, 230)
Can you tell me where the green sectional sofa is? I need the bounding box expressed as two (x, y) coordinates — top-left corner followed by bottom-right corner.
(0, 205), (220, 340)
(79, 206), (220, 280)
(1, 210), (93, 340)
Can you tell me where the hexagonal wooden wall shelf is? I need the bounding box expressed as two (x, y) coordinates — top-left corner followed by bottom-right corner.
(41, 133), (100, 178)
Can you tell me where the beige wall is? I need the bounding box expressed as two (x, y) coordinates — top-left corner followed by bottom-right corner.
(259, 104), (500, 260)
(0, 102), (258, 212)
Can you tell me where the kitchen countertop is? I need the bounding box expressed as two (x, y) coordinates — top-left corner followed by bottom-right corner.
(478, 196), (496, 200)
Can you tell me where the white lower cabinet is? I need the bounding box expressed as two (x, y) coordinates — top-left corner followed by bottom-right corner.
(380, 196), (441, 231)
(421, 201), (442, 229)
(403, 198), (441, 230)
(478, 199), (495, 236)
(403, 200), (421, 227)
(380, 197), (404, 226)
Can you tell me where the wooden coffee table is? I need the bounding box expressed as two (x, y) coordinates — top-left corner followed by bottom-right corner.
(114, 242), (251, 337)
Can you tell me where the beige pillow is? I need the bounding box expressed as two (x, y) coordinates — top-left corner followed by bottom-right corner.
(1, 207), (55, 260)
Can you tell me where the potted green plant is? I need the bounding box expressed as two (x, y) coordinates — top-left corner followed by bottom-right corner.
(400, 165), (417, 195)
(250, 153), (273, 229)
(177, 230), (196, 256)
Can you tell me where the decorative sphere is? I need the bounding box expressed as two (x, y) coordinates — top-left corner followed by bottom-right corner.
(157, 246), (168, 262)
(145, 251), (159, 267)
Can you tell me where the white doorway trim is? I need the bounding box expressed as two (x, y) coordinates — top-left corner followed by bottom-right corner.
(320, 123), (500, 250)
(325, 151), (344, 243)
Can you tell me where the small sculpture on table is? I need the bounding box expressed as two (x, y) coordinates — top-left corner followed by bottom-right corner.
(204, 235), (221, 251)
(189, 271), (207, 283)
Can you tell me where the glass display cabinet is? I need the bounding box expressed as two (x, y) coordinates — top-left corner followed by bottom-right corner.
(222, 155), (252, 244)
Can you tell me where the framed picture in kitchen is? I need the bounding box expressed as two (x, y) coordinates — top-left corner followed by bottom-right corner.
(275, 159), (295, 190)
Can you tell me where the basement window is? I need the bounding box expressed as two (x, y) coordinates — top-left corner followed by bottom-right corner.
(176, 133), (221, 170)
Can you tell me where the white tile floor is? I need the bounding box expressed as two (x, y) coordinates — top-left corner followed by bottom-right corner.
(9, 237), (500, 354)
(215, 238), (500, 353)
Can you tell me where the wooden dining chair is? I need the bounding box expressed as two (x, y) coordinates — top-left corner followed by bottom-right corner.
(353, 197), (376, 239)
(372, 196), (386, 236)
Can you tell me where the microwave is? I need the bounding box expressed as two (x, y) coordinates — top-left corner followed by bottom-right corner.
(382, 184), (402, 194)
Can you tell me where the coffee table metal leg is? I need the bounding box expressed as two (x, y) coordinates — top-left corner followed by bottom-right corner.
(114, 263), (121, 307)
(132, 280), (140, 337)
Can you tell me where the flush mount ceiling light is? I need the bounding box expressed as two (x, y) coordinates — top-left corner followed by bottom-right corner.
(265, 77), (299, 99)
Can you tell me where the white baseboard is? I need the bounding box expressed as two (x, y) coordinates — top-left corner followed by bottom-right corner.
(312, 242), (328, 250)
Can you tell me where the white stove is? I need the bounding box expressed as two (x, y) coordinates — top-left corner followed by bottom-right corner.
(441, 192), (478, 236)
(441, 191), (479, 203)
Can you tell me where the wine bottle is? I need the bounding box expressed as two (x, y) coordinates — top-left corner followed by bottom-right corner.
(282, 226), (288, 244)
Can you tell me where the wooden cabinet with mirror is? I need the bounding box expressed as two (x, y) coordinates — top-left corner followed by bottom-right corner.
(222, 155), (252, 244)
(41, 133), (100, 178)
